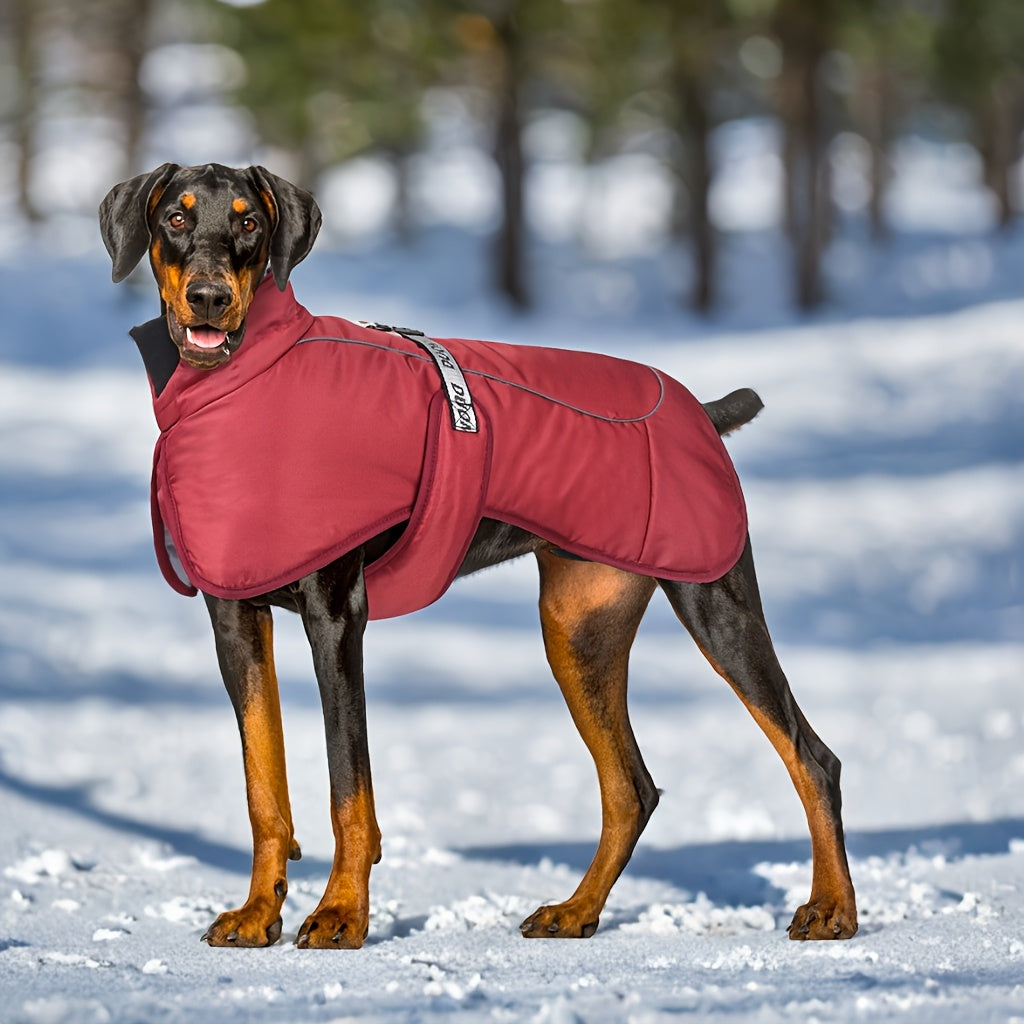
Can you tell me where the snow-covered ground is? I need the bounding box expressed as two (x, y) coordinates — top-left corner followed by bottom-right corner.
(1, 126), (1023, 1021)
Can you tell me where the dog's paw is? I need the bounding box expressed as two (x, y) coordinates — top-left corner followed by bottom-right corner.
(520, 902), (600, 939)
(202, 904), (283, 947)
(787, 898), (858, 940)
(295, 906), (368, 949)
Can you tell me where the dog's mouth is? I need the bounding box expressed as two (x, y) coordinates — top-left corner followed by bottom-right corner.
(167, 310), (246, 369)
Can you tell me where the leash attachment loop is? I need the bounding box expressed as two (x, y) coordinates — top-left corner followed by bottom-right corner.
(362, 321), (478, 434)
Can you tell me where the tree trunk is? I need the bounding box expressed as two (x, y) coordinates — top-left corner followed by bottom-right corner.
(978, 75), (1017, 228)
(776, 8), (830, 310)
(492, 15), (529, 309)
(848, 52), (893, 242)
(676, 70), (715, 314)
(863, 63), (892, 242)
(390, 148), (416, 244)
(119, 0), (153, 176)
(12, 0), (41, 221)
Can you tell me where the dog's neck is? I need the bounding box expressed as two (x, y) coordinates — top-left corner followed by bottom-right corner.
(129, 315), (180, 397)
(131, 269), (274, 397)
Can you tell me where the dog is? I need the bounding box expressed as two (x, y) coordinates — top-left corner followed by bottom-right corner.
(98, 162), (857, 948)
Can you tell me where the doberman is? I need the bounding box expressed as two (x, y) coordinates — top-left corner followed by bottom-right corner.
(98, 162), (857, 948)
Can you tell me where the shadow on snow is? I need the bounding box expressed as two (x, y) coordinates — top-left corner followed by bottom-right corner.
(0, 759), (331, 879)
(2, 754), (1018, 920)
(459, 816), (1024, 917)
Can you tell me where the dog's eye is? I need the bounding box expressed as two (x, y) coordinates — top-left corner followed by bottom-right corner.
(241, 217), (258, 233)
(168, 212), (186, 229)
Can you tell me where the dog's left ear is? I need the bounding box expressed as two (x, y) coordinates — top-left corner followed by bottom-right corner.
(99, 163), (181, 283)
(249, 166), (322, 290)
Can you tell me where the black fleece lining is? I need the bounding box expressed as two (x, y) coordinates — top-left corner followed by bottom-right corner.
(130, 316), (179, 397)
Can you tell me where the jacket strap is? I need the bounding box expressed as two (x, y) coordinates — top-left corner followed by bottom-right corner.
(361, 322), (478, 434)
(363, 391), (491, 619)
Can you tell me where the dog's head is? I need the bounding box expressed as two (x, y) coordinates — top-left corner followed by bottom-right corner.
(99, 163), (321, 369)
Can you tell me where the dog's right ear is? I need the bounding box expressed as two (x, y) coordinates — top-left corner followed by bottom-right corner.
(99, 163), (180, 283)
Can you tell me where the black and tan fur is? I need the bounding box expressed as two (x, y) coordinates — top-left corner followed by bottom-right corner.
(99, 163), (857, 948)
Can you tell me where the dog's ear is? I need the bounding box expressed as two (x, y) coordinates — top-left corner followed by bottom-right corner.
(99, 163), (180, 283)
(249, 165), (322, 290)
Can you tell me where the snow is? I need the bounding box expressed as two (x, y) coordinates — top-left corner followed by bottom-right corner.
(1, 126), (1023, 1021)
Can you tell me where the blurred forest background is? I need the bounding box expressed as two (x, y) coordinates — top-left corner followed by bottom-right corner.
(2, 0), (1023, 312)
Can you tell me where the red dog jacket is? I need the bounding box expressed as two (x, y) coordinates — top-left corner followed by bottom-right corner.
(141, 276), (747, 619)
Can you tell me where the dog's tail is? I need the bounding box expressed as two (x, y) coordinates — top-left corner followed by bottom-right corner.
(702, 388), (764, 436)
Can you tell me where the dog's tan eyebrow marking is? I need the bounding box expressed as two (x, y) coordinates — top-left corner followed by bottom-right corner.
(233, 198), (249, 214)
(181, 193), (196, 210)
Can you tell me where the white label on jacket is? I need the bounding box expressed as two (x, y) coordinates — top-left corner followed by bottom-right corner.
(416, 337), (478, 433)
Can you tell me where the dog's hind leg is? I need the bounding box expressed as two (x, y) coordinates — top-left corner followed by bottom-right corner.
(202, 597), (299, 947)
(520, 550), (658, 938)
(659, 539), (857, 939)
(291, 552), (382, 949)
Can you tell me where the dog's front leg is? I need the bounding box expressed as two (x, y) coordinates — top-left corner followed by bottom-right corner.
(292, 552), (381, 949)
(202, 596), (299, 947)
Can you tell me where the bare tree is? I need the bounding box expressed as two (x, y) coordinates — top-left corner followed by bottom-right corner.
(490, 5), (529, 308)
(114, 0), (156, 176)
(9, 0), (42, 220)
(774, 0), (835, 309)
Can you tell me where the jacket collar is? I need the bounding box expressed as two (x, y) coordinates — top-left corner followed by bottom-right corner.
(135, 275), (316, 432)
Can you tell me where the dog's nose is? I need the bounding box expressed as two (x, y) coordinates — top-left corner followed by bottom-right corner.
(185, 279), (233, 321)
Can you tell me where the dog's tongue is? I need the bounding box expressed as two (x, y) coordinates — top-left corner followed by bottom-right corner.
(186, 326), (228, 350)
